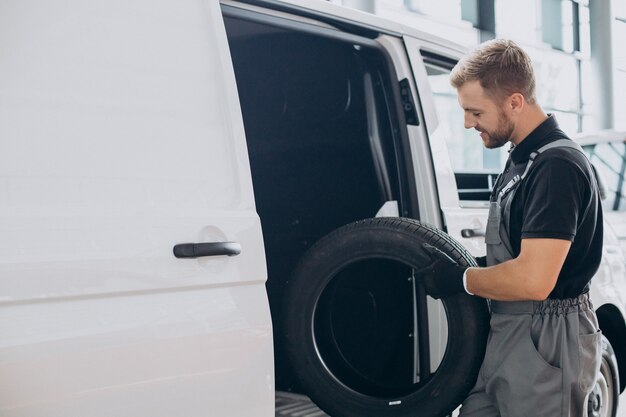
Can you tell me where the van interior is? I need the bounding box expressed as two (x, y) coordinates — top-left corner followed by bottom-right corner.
(222, 8), (425, 396)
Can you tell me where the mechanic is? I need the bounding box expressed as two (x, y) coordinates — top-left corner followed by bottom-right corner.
(419, 39), (604, 417)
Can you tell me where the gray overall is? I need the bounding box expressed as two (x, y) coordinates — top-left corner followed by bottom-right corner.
(459, 140), (603, 417)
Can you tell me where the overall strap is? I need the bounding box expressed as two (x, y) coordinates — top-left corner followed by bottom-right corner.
(489, 139), (589, 267)
(522, 139), (585, 180)
(498, 139), (584, 202)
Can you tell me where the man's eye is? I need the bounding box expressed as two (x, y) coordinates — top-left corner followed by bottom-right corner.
(473, 113), (481, 117)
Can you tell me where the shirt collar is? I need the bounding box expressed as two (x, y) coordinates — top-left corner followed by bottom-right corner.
(510, 114), (560, 164)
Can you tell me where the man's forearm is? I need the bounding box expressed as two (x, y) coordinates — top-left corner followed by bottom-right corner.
(465, 238), (570, 301)
(465, 260), (547, 301)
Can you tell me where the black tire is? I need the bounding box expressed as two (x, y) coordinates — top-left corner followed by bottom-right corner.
(587, 335), (620, 417)
(282, 217), (490, 417)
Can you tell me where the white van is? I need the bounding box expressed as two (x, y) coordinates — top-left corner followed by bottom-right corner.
(1, 1), (624, 416)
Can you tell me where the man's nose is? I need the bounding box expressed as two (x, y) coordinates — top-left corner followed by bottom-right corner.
(464, 114), (476, 129)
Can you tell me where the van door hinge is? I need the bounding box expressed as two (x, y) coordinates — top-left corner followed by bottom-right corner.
(399, 78), (419, 126)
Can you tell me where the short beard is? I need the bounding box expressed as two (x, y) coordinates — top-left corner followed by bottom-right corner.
(480, 111), (514, 149)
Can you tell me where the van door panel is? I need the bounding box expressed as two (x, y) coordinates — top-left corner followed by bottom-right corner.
(403, 36), (489, 256)
(0, 1), (272, 416)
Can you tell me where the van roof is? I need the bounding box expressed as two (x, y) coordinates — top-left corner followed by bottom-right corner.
(224, 0), (469, 57)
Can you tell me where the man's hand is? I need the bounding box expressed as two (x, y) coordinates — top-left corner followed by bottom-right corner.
(417, 244), (468, 299)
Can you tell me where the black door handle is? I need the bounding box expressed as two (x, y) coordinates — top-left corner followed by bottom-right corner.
(461, 228), (485, 238)
(173, 242), (241, 258)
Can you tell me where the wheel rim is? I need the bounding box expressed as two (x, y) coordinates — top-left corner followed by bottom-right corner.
(587, 358), (614, 417)
(311, 257), (442, 397)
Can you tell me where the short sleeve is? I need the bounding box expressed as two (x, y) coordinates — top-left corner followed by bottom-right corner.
(520, 156), (586, 241)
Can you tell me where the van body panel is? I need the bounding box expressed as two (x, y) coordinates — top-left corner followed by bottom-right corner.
(403, 36), (488, 256)
(0, 0), (273, 415)
(0, 286), (273, 417)
(375, 35), (441, 226)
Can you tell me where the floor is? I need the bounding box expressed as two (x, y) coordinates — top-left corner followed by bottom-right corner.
(276, 390), (626, 417)
(275, 392), (328, 417)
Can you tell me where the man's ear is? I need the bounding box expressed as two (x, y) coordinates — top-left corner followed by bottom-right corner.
(509, 93), (525, 114)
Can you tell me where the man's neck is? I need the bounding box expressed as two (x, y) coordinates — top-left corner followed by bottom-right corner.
(510, 106), (549, 146)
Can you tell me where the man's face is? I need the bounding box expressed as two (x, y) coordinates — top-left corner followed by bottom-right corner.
(456, 81), (514, 149)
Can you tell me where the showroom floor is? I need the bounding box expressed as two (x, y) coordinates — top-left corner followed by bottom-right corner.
(275, 390), (626, 417)
(275, 392), (327, 417)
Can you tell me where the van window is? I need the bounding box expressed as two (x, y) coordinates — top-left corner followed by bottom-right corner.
(424, 60), (508, 202)
(583, 142), (626, 211)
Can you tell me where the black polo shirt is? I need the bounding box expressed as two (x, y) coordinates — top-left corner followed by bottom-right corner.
(492, 115), (603, 299)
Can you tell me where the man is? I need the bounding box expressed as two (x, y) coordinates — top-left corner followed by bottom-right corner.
(420, 39), (603, 416)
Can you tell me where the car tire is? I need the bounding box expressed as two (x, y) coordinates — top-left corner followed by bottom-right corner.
(587, 335), (620, 417)
(282, 217), (490, 417)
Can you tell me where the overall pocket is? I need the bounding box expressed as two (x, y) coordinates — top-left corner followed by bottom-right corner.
(578, 330), (602, 393)
(485, 316), (563, 417)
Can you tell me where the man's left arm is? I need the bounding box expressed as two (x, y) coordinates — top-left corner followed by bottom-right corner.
(465, 238), (571, 300)
(468, 156), (586, 300)
(420, 156), (582, 300)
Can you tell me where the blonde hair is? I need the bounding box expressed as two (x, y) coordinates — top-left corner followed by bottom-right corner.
(450, 39), (536, 104)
